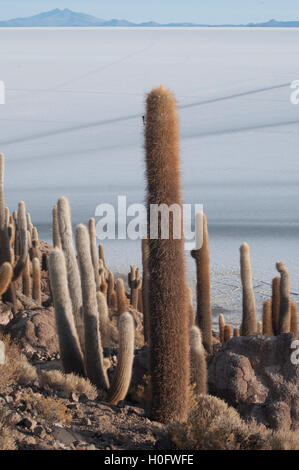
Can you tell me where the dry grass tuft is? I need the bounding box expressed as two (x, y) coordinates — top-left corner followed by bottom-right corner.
(39, 369), (98, 400)
(170, 394), (299, 450)
(0, 404), (17, 450)
(0, 335), (37, 393)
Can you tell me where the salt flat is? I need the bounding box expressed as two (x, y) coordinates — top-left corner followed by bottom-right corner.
(1, 27), (299, 324)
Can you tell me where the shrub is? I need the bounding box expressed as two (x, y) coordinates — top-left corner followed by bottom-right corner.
(39, 369), (98, 400)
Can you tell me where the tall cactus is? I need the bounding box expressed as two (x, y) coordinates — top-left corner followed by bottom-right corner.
(48, 248), (85, 376)
(276, 262), (291, 334)
(191, 213), (213, 353)
(189, 326), (207, 395)
(271, 276), (280, 335)
(145, 86), (189, 423)
(57, 197), (84, 351)
(76, 224), (109, 391)
(224, 324), (232, 342)
(22, 256), (31, 297)
(219, 314), (225, 344)
(107, 312), (135, 405)
(240, 243), (257, 335)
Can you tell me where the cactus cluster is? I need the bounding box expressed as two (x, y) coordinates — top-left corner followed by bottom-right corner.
(48, 197), (135, 404)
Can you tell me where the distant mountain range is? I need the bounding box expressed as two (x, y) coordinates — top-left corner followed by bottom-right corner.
(0, 9), (298, 28)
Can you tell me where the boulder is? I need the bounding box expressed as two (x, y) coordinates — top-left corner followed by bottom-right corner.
(209, 333), (299, 430)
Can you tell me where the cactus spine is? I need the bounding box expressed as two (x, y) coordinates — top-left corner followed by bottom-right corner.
(189, 326), (207, 395)
(191, 213), (213, 353)
(240, 243), (257, 335)
(276, 262), (291, 334)
(107, 312), (135, 405)
(76, 224), (109, 391)
(262, 300), (273, 336)
(32, 257), (41, 305)
(145, 86), (189, 423)
(48, 248), (85, 376)
(57, 197), (84, 351)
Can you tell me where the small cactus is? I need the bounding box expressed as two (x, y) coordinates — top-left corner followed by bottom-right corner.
(107, 312), (135, 405)
(219, 314), (225, 344)
(233, 328), (239, 338)
(224, 324), (232, 342)
(290, 301), (298, 334)
(191, 213), (213, 353)
(240, 243), (257, 335)
(262, 300), (273, 336)
(189, 326), (207, 395)
(276, 262), (291, 334)
(128, 265), (141, 309)
(52, 205), (61, 249)
(271, 276), (280, 335)
(88, 218), (102, 291)
(97, 291), (110, 348)
(116, 278), (128, 315)
(32, 257), (41, 305)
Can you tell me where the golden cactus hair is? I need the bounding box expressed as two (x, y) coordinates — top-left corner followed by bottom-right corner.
(107, 311), (135, 405)
(276, 262), (291, 334)
(76, 224), (109, 391)
(189, 326), (208, 395)
(240, 242), (257, 335)
(48, 248), (85, 376)
(145, 86), (189, 423)
(262, 299), (273, 336)
(191, 212), (213, 353)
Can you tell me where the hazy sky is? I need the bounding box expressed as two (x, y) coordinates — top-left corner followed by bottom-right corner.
(0, 0), (298, 23)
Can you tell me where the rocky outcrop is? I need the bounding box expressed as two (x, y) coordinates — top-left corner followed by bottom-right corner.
(5, 306), (59, 360)
(209, 333), (299, 430)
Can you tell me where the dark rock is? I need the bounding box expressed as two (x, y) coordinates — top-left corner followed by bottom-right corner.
(209, 333), (299, 431)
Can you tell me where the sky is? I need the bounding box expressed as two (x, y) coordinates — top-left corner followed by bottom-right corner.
(0, 0), (298, 24)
